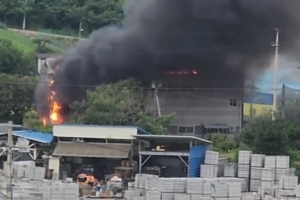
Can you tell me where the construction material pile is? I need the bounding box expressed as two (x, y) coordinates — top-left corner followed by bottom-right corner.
(3, 161), (45, 181)
(124, 174), (243, 200)
(236, 150), (299, 199)
(0, 161), (79, 200)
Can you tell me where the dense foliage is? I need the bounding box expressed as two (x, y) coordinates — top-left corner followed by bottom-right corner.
(240, 105), (300, 177)
(0, 0), (125, 35)
(70, 79), (174, 134)
(0, 38), (39, 124)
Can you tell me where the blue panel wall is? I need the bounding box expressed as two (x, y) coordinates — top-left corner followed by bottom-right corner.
(188, 145), (207, 177)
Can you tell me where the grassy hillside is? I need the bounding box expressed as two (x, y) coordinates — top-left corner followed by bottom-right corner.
(0, 29), (38, 54)
(0, 29), (63, 53)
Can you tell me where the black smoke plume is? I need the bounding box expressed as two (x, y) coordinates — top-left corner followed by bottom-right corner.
(36, 0), (300, 119)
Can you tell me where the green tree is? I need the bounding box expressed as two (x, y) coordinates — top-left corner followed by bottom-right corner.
(23, 110), (52, 133)
(0, 73), (37, 124)
(1, 0), (125, 34)
(0, 39), (32, 75)
(241, 113), (291, 155)
(70, 79), (174, 134)
(33, 39), (54, 53)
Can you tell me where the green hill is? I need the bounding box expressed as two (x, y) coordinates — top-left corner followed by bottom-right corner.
(0, 29), (63, 54)
(0, 29), (38, 54)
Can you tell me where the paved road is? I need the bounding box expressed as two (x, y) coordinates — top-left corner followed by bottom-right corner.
(8, 28), (88, 41)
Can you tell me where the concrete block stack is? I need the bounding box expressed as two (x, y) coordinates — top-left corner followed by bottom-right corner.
(157, 178), (186, 193)
(294, 184), (300, 199)
(211, 182), (242, 200)
(238, 150), (252, 191)
(224, 163), (238, 177)
(127, 174), (246, 200)
(161, 193), (174, 200)
(201, 151), (219, 178)
(8, 180), (79, 200)
(274, 176), (298, 198)
(249, 154), (265, 192)
(146, 191), (161, 200)
(3, 161), (45, 181)
(275, 156), (290, 184)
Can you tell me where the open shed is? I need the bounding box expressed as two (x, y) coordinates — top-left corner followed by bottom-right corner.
(0, 128), (53, 161)
(133, 135), (212, 177)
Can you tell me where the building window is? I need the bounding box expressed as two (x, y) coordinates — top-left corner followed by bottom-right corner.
(178, 126), (194, 134)
(230, 126), (236, 132)
(186, 127), (194, 133)
(178, 127), (186, 133)
(229, 99), (237, 107)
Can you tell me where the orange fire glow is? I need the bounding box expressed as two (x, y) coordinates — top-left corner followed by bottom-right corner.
(41, 79), (64, 126)
(50, 101), (63, 124)
(42, 118), (47, 126)
(167, 69), (198, 75)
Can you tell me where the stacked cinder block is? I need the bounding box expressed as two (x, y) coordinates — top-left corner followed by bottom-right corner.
(275, 156), (289, 184)
(249, 154), (265, 192)
(128, 174), (245, 200)
(201, 151), (219, 178)
(238, 150), (252, 191)
(274, 176), (298, 198)
(260, 156), (276, 190)
(224, 163), (238, 177)
(211, 182), (242, 200)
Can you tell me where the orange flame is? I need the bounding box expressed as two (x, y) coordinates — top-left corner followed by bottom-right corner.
(50, 101), (63, 124)
(42, 118), (47, 126)
(40, 79), (64, 125)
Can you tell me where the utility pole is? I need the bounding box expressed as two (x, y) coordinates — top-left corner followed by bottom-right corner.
(249, 80), (255, 117)
(4, 121), (22, 199)
(78, 22), (83, 38)
(6, 121), (13, 199)
(272, 29), (279, 120)
(281, 84), (286, 118)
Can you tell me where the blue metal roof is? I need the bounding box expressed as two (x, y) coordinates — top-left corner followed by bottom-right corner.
(12, 130), (53, 144)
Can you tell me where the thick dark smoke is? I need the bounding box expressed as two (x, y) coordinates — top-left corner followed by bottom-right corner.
(36, 0), (300, 118)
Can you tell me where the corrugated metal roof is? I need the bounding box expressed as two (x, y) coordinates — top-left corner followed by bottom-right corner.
(12, 130), (53, 144)
(54, 124), (150, 135)
(133, 135), (212, 144)
(52, 142), (131, 158)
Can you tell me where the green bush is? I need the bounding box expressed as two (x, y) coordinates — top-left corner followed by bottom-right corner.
(210, 133), (236, 152)
(0, 23), (7, 30)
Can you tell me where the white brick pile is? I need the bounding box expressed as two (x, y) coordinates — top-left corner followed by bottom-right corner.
(6, 180), (79, 200)
(4, 161), (45, 181)
(158, 178), (186, 193)
(250, 154), (265, 192)
(224, 163), (238, 177)
(201, 151), (219, 178)
(125, 174), (245, 200)
(235, 151), (297, 194)
(238, 150), (251, 192)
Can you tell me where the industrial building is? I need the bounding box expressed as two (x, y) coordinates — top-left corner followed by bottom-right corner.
(36, 54), (245, 135)
(146, 70), (244, 135)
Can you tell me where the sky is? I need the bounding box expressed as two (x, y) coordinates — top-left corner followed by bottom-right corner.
(246, 58), (300, 94)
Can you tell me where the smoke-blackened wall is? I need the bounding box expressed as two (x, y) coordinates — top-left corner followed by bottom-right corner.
(36, 0), (300, 118)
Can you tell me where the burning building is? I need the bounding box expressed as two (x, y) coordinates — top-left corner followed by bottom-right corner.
(35, 0), (300, 134)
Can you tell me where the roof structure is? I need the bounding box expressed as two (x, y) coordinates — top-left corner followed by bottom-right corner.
(133, 135), (212, 144)
(35, 53), (60, 59)
(0, 130), (53, 144)
(53, 124), (150, 140)
(52, 142), (131, 158)
(13, 130), (53, 144)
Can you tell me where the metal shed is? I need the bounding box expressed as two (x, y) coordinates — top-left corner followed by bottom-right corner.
(133, 135), (212, 175)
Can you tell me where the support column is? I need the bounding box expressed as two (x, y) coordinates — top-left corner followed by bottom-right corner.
(138, 140), (142, 173)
